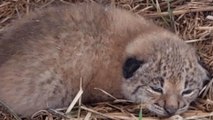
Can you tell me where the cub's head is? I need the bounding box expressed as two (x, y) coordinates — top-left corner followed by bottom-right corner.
(122, 33), (209, 116)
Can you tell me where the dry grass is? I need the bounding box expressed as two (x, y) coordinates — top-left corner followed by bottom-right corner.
(0, 0), (213, 120)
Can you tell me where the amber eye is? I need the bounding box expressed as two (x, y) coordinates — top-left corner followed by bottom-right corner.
(150, 86), (163, 93)
(182, 89), (193, 95)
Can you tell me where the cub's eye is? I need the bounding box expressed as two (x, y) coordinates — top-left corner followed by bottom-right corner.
(150, 86), (163, 93)
(182, 89), (193, 95)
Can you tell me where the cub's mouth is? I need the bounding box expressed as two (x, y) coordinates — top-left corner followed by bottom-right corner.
(147, 102), (189, 117)
(144, 88), (201, 117)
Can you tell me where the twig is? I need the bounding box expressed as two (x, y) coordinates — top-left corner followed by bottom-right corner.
(84, 112), (92, 120)
(78, 78), (83, 119)
(196, 26), (213, 30)
(0, 16), (11, 24)
(202, 78), (213, 98)
(0, 100), (21, 120)
(40, 0), (55, 8)
(15, 5), (20, 19)
(0, 2), (10, 8)
(65, 88), (83, 114)
(48, 109), (71, 119)
(94, 88), (118, 100)
(31, 110), (49, 119)
(185, 112), (213, 120)
(144, 6), (213, 17)
(185, 39), (208, 43)
(80, 106), (116, 119)
(206, 15), (213, 20)
(26, 0), (30, 15)
(60, 0), (72, 4)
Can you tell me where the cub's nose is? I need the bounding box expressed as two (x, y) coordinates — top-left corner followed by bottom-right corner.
(164, 106), (177, 116)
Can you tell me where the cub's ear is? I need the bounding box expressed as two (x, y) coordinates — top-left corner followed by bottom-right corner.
(122, 57), (144, 79)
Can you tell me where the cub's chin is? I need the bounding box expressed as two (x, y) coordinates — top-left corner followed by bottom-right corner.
(147, 103), (189, 117)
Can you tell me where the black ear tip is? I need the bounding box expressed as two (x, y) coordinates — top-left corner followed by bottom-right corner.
(122, 57), (144, 79)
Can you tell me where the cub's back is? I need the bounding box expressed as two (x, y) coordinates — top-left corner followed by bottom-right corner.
(0, 3), (151, 116)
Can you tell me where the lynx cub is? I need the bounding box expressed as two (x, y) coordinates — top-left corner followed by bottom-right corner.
(0, 3), (208, 117)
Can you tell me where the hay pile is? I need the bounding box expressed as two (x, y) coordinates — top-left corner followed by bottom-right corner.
(0, 0), (212, 120)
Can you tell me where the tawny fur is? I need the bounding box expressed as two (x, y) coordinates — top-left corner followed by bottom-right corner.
(0, 3), (208, 117)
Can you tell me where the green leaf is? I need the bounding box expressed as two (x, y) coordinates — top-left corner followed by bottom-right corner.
(139, 105), (143, 120)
